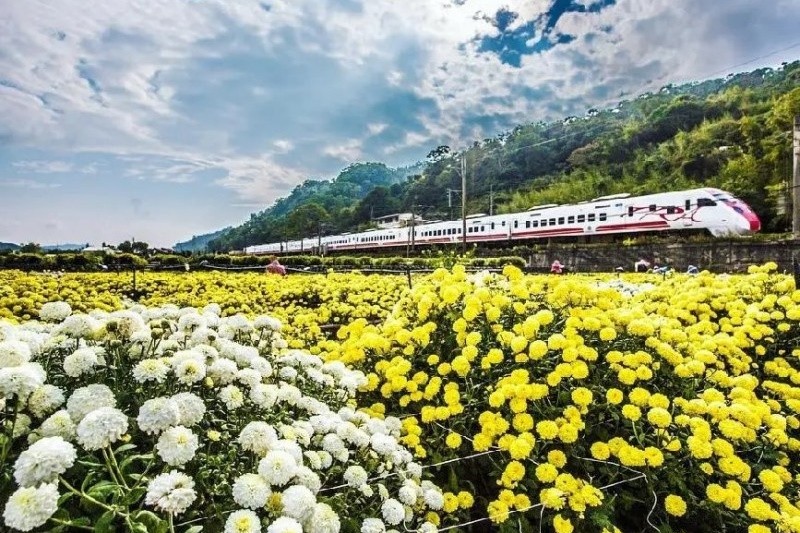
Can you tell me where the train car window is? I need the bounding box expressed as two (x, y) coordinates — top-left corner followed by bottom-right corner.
(697, 198), (716, 207)
(525, 221), (531, 228)
(532, 221), (539, 228)
(502, 221), (506, 226)
(491, 222), (495, 230)
(599, 213), (607, 221)
(514, 221), (518, 228)
(685, 200), (691, 210)
(549, 218), (556, 225)
(666, 206), (676, 214)
(541, 220), (547, 227)
(558, 217), (564, 225)
(577, 215), (585, 223)
(568, 216), (575, 223)
(595, 204), (609, 209)
(481, 226), (485, 232)
(458, 228), (461, 234)
(649, 204), (656, 212)
(628, 206), (634, 217)
(588, 214), (596, 222)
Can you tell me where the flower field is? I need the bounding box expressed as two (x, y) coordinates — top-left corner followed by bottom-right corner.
(1, 264), (799, 533)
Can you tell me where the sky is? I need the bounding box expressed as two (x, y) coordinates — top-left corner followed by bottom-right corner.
(1, 0), (799, 248)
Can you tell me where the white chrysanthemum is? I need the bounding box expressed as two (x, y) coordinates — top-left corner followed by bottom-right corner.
(380, 499), (405, 526)
(39, 301), (72, 322)
(237, 368), (263, 389)
(398, 484), (418, 506)
(250, 384), (279, 409)
(405, 462), (422, 479)
(278, 367), (298, 381)
(156, 426), (199, 466)
(13, 436), (76, 487)
(343, 465), (368, 488)
(3, 482), (59, 531)
(170, 392), (206, 427)
(59, 314), (98, 338)
(202, 303), (222, 316)
(177, 313), (206, 332)
(305, 502), (341, 533)
(361, 518), (386, 533)
(238, 422), (278, 456)
(219, 385), (245, 410)
(145, 470), (197, 516)
(137, 397), (181, 434)
(266, 516), (302, 533)
(254, 315), (282, 331)
(322, 434), (346, 456)
(37, 410), (77, 441)
(208, 359), (239, 385)
(12, 413), (31, 439)
(63, 347), (98, 377)
(272, 440), (303, 464)
(422, 488), (444, 511)
(0, 340), (31, 368)
(66, 384), (116, 422)
(0, 363), (46, 399)
(76, 407), (128, 451)
(249, 357), (273, 378)
(107, 311), (147, 339)
(27, 385), (65, 419)
(303, 451), (323, 471)
(174, 359), (206, 384)
(225, 314), (252, 333)
(225, 509), (262, 533)
(370, 434), (398, 456)
(133, 359), (170, 383)
(294, 466), (322, 493)
(257, 450), (298, 486)
(418, 523), (437, 533)
(232, 473), (271, 510)
(282, 485), (316, 522)
(189, 327), (218, 346)
(233, 345), (259, 367)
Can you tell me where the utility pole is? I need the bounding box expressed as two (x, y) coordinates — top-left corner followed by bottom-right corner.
(407, 202), (416, 257)
(489, 184), (494, 216)
(461, 152), (467, 254)
(793, 115), (800, 239)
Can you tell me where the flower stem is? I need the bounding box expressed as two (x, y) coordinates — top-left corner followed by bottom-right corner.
(59, 476), (127, 516)
(49, 517), (93, 531)
(104, 447), (130, 490)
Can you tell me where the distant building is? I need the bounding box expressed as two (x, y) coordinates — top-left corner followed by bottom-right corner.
(373, 213), (424, 229)
(83, 245), (117, 254)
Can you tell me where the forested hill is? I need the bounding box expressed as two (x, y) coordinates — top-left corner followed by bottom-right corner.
(208, 61), (800, 251)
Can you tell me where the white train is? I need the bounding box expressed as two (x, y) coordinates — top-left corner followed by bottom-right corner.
(244, 188), (761, 255)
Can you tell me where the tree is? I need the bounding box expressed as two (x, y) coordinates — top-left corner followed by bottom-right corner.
(19, 242), (42, 253)
(118, 240), (149, 255)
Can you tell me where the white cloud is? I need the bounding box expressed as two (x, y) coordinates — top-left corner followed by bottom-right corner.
(323, 139), (363, 162)
(272, 139), (294, 153)
(0, 179), (62, 189)
(12, 160), (73, 173)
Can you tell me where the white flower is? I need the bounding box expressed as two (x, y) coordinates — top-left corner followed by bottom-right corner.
(398, 484), (418, 506)
(294, 466), (322, 493)
(239, 422), (278, 456)
(177, 313), (206, 332)
(219, 385), (245, 410)
(418, 523), (438, 533)
(208, 359), (239, 385)
(27, 385), (65, 419)
(39, 302), (72, 322)
(258, 450), (298, 486)
(381, 499), (405, 526)
(14, 436), (76, 487)
(133, 359), (170, 383)
(305, 502), (341, 533)
(249, 357), (273, 378)
(225, 509), (262, 533)
(11, 413), (31, 439)
(76, 407), (128, 451)
(422, 488), (444, 511)
(156, 426), (199, 466)
(58, 314), (98, 338)
(66, 384), (116, 422)
(145, 470), (197, 516)
(36, 410), (76, 441)
(0, 363), (46, 399)
(278, 367), (298, 381)
(254, 315), (282, 331)
(190, 327), (218, 346)
(281, 485), (316, 522)
(361, 518), (386, 533)
(63, 347), (98, 377)
(3, 482), (59, 531)
(170, 392), (206, 427)
(137, 397), (181, 434)
(267, 516), (302, 533)
(272, 440), (303, 464)
(225, 314), (252, 333)
(0, 340), (31, 368)
(174, 359), (206, 384)
(343, 466), (368, 488)
(237, 368), (263, 389)
(232, 473), (271, 510)
(250, 384), (279, 409)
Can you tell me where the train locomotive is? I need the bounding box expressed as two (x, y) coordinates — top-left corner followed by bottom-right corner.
(244, 187), (761, 255)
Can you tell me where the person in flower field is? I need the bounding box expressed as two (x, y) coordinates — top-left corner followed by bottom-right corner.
(550, 260), (564, 274)
(265, 256), (286, 275)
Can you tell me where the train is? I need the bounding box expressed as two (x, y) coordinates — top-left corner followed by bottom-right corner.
(243, 187), (761, 255)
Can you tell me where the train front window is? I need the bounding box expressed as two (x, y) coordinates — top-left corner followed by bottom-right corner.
(697, 198), (717, 207)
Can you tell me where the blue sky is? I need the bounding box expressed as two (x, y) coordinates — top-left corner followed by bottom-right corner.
(1, 0), (799, 247)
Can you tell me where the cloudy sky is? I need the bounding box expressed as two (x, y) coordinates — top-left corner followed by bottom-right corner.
(1, 0), (799, 247)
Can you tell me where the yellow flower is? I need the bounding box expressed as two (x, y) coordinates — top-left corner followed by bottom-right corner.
(536, 420), (560, 440)
(622, 404), (642, 422)
(535, 463), (559, 483)
(571, 387), (593, 407)
(445, 432), (462, 449)
(646, 407), (672, 428)
(553, 514), (574, 533)
(606, 388), (624, 405)
(590, 442), (611, 460)
(665, 494), (687, 517)
(548, 449), (567, 468)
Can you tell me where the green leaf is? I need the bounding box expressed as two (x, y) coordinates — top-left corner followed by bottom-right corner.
(130, 511), (168, 533)
(122, 486), (147, 506)
(93, 510), (116, 533)
(185, 526), (204, 533)
(115, 443), (137, 454)
(87, 480), (121, 501)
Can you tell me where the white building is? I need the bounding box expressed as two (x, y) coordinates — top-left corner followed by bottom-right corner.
(373, 213), (423, 229)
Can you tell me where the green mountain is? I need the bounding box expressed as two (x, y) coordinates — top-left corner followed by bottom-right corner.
(174, 228), (232, 252)
(0, 242), (20, 252)
(210, 61), (800, 251)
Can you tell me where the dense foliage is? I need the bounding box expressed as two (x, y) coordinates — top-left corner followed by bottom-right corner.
(207, 61), (800, 252)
